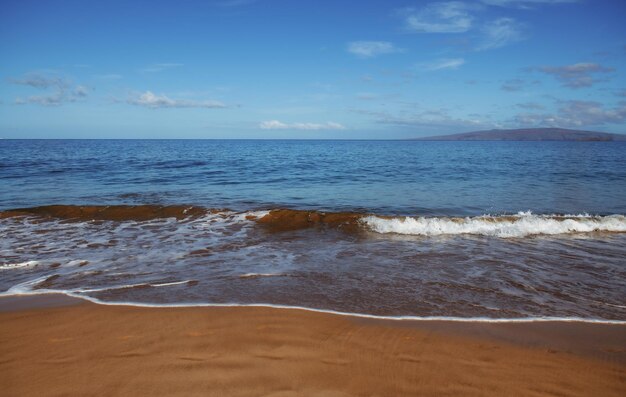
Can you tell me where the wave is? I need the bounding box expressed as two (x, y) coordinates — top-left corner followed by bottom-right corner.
(256, 208), (361, 231)
(258, 209), (626, 237)
(2, 205), (625, 238)
(362, 212), (626, 238)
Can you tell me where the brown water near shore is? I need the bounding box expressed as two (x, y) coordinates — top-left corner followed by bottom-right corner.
(1, 295), (624, 396)
(0, 205), (365, 232)
(0, 204), (209, 221)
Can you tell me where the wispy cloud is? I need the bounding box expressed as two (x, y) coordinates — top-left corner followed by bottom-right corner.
(140, 63), (184, 73)
(347, 41), (402, 58)
(356, 93), (379, 100)
(73, 85), (89, 98)
(418, 58), (466, 71)
(10, 74), (69, 90)
(481, 0), (580, 9)
(538, 63), (613, 88)
(353, 107), (495, 131)
(15, 93), (65, 107)
(500, 78), (539, 91)
(127, 91), (226, 109)
(11, 72), (89, 106)
(501, 78), (525, 92)
(514, 100), (626, 127)
(516, 102), (545, 110)
(400, 2), (474, 33)
(397, 3), (526, 52)
(14, 90), (90, 107)
(259, 120), (346, 130)
(477, 17), (524, 50)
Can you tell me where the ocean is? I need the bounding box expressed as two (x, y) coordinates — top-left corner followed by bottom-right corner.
(1, 139), (625, 321)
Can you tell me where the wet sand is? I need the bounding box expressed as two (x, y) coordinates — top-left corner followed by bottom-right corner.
(1, 295), (624, 396)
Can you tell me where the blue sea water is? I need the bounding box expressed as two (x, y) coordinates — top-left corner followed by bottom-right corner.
(1, 139), (625, 320)
(1, 139), (625, 215)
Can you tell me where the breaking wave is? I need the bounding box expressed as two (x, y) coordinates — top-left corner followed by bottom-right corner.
(2, 205), (625, 238)
(362, 212), (626, 238)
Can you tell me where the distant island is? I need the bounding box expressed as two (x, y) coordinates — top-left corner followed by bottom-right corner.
(415, 128), (626, 141)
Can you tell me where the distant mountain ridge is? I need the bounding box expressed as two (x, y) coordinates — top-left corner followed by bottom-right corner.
(415, 128), (626, 141)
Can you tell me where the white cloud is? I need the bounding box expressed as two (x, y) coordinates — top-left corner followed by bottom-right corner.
(397, 3), (535, 51)
(73, 85), (89, 98)
(401, 2), (474, 33)
(347, 41), (402, 58)
(127, 91), (226, 109)
(477, 18), (524, 50)
(418, 58), (466, 71)
(259, 120), (347, 130)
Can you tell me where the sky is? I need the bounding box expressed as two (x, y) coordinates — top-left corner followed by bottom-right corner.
(1, 0), (625, 139)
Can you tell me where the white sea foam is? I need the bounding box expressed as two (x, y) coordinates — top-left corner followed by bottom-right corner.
(191, 210), (269, 232)
(0, 260), (39, 270)
(3, 275), (50, 293)
(77, 280), (193, 293)
(151, 280), (193, 287)
(233, 210), (270, 221)
(66, 259), (90, 267)
(239, 273), (284, 278)
(362, 212), (626, 238)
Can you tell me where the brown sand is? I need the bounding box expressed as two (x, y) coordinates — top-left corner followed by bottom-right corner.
(1, 296), (624, 396)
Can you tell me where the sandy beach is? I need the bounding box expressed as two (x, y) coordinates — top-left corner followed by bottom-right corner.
(1, 295), (624, 396)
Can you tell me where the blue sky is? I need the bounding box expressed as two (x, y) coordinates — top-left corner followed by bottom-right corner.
(1, 0), (625, 138)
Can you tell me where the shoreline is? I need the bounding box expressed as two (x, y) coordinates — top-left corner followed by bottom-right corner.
(3, 291), (626, 324)
(1, 294), (625, 396)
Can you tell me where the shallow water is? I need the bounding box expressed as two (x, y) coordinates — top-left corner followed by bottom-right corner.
(0, 140), (625, 320)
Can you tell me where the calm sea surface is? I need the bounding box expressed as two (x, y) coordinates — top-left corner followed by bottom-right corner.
(1, 139), (625, 320)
